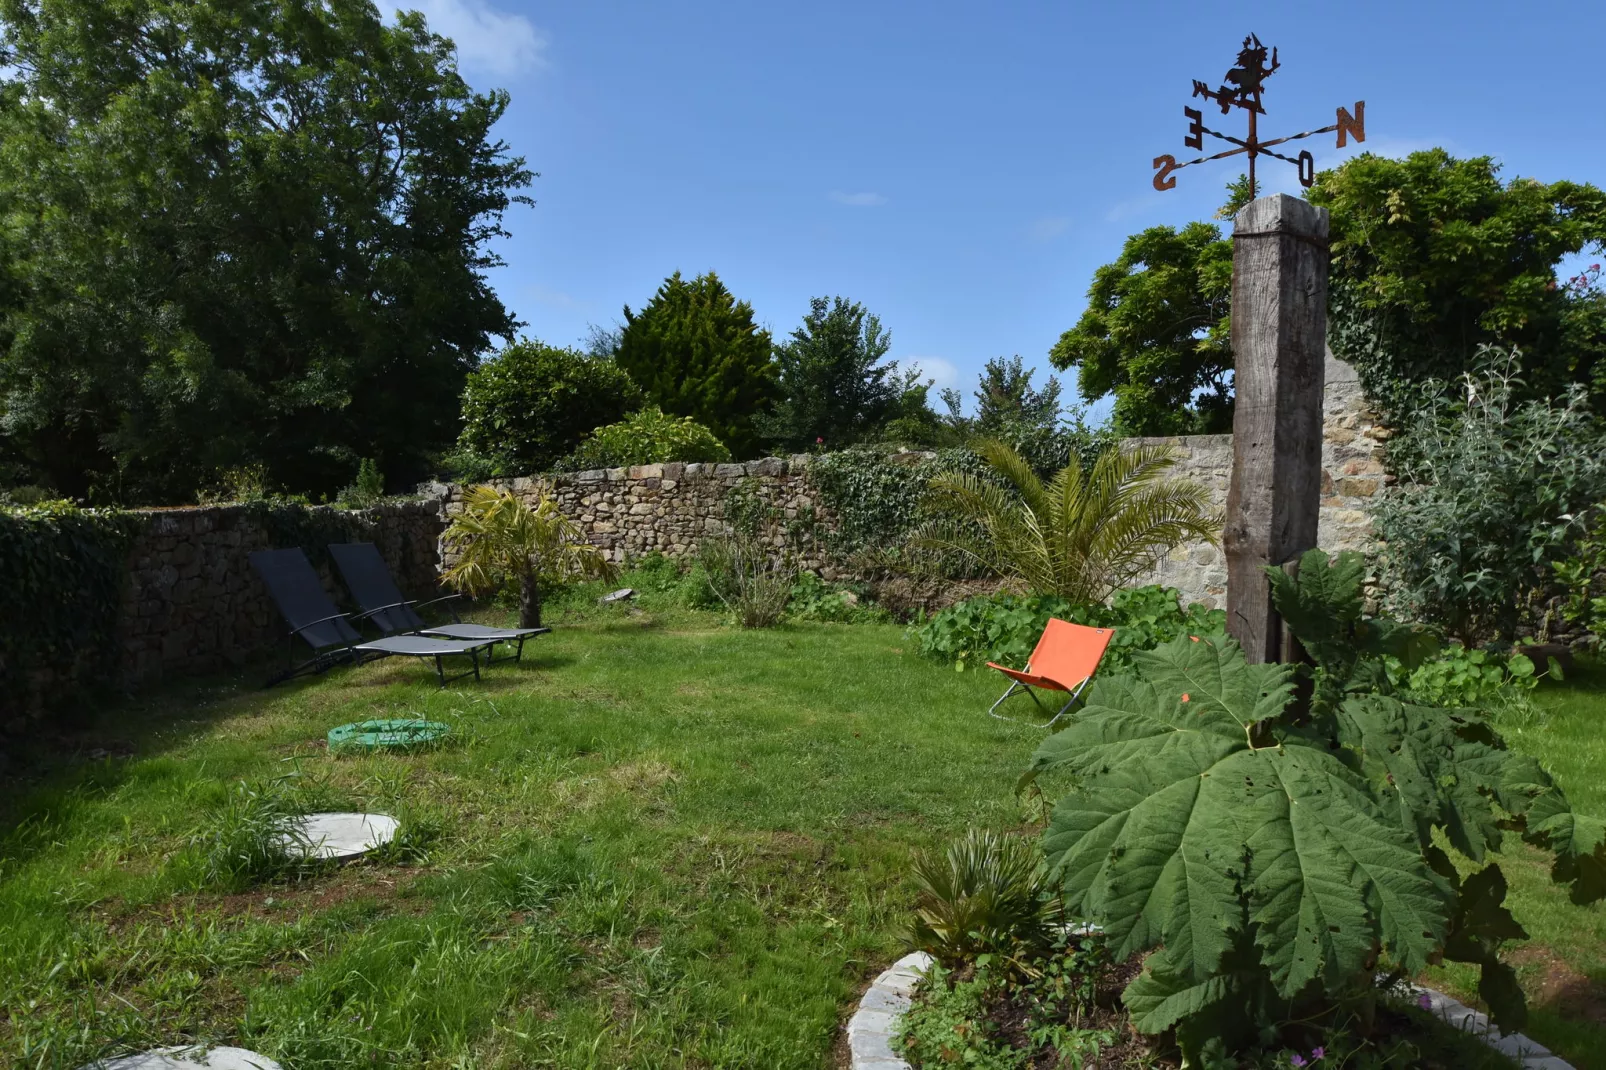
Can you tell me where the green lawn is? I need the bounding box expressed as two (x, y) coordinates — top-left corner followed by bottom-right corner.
(3, 592), (1605, 1069)
(1422, 656), (1606, 1069)
(0, 596), (1036, 1069)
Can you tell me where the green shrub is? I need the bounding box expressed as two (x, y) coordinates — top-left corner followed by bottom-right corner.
(786, 572), (886, 623)
(1552, 504), (1606, 641)
(696, 534), (794, 627)
(1387, 644), (1545, 709)
(910, 585), (1226, 675)
(1025, 548), (1606, 1064)
(458, 339), (643, 474)
(908, 829), (1061, 975)
(335, 458), (385, 508)
(1372, 347), (1606, 645)
(562, 406), (731, 470)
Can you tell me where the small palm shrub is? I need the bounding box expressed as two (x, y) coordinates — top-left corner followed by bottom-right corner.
(908, 828), (1061, 977)
(911, 438), (1221, 605)
(443, 485), (618, 628)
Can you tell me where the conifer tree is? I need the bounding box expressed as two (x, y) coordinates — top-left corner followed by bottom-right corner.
(613, 272), (777, 458)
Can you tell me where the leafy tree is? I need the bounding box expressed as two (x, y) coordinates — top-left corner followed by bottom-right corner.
(972, 355), (1063, 434)
(0, 0), (534, 502)
(562, 406), (730, 470)
(1052, 154), (1606, 437)
(910, 438), (1221, 604)
(1049, 222), (1233, 437)
(613, 271), (777, 458)
(442, 485), (617, 628)
(759, 296), (916, 451)
(1309, 150), (1606, 414)
(457, 340), (642, 475)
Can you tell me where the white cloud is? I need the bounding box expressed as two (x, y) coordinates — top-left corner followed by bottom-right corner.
(901, 356), (959, 391)
(406, 0), (548, 78)
(829, 191), (888, 207)
(1026, 215), (1071, 242)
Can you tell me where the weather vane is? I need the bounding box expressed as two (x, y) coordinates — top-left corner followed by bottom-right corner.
(1152, 34), (1366, 198)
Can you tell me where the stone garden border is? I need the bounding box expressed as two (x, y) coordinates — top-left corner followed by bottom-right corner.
(845, 952), (1574, 1070)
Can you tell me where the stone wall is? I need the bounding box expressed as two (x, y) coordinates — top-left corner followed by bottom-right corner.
(117, 501), (444, 688)
(5, 501), (445, 733)
(1129, 352), (1388, 607)
(436, 353), (1389, 612)
(432, 457), (839, 576)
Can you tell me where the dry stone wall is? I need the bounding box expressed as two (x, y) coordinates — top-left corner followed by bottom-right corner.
(431, 456), (840, 577)
(1126, 353), (1388, 607)
(441, 353), (1389, 612)
(117, 501), (443, 687)
(6, 500), (443, 734)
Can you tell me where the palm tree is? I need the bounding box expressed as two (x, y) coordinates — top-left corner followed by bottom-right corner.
(442, 485), (618, 628)
(911, 439), (1221, 605)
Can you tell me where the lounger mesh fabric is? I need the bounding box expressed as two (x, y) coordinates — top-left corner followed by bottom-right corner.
(250, 547), (493, 687)
(328, 541), (547, 660)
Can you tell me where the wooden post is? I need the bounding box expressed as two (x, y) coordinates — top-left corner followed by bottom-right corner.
(1224, 194), (1329, 664)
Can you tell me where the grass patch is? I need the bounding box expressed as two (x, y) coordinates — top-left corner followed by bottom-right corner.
(1421, 655), (1606, 1069)
(0, 590), (1031, 1068)
(4, 580), (1604, 1068)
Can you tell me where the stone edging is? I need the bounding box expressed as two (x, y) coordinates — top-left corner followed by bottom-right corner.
(846, 953), (1573, 1070)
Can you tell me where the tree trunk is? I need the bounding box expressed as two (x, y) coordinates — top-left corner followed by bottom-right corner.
(519, 573), (543, 629)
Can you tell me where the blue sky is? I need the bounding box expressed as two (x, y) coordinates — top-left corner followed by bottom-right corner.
(401, 0), (1606, 420)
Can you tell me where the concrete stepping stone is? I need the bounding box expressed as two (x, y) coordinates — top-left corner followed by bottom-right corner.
(283, 812), (398, 861)
(81, 1046), (282, 1069)
(599, 587), (637, 605)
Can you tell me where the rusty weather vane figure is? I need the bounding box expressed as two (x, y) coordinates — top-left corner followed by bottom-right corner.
(1153, 34), (1366, 198)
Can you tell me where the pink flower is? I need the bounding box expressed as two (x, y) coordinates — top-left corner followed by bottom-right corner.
(1311, 1048), (1325, 1061)
(1290, 1057), (1306, 1068)
(816, 437), (824, 444)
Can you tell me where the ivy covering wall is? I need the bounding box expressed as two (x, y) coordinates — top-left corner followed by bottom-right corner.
(0, 503), (147, 723)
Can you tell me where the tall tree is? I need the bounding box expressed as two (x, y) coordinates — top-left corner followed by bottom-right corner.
(973, 355), (1064, 434)
(613, 271), (777, 458)
(1049, 222), (1233, 437)
(759, 296), (914, 451)
(1308, 150), (1606, 413)
(0, 0), (533, 502)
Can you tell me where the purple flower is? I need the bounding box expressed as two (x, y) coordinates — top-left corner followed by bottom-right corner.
(1311, 1047), (1325, 1061)
(1418, 993), (1433, 1010)
(1290, 1057), (1306, 1068)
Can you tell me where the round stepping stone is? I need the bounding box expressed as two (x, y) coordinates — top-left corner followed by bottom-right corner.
(598, 587), (637, 605)
(282, 812), (399, 861)
(327, 718), (450, 752)
(81, 1046), (283, 1070)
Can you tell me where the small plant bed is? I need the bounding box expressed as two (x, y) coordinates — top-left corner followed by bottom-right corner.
(896, 939), (1528, 1069)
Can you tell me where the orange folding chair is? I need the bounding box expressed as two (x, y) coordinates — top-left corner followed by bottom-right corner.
(986, 619), (1115, 728)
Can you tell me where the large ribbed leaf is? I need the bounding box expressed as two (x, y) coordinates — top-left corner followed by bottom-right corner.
(1035, 634), (1451, 1000)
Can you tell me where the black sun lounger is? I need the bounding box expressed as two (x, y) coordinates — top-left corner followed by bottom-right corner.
(328, 541), (549, 664)
(249, 547), (494, 688)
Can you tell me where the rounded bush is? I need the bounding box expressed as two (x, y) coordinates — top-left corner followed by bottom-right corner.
(458, 340), (642, 474)
(564, 406), (731, 470)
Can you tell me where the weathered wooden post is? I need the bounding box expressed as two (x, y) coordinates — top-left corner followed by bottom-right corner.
(1223, 194), (1329, 663)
